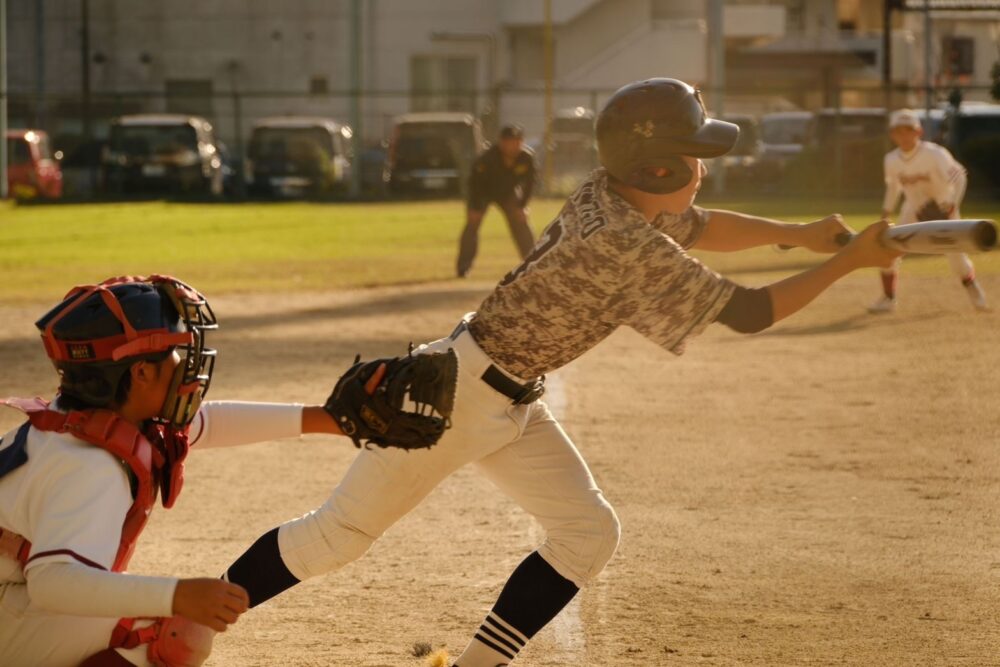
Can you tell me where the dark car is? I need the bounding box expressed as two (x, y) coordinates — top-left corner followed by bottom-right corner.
(246, 117), (354, 198)
(545, 106), (598, 196)
(384, 112), (484, 198)
(757, 111), (813, 186)
(703, 113), (762, 191)
(103, 114), (224, 197)
(788, 108), (888, 193)
(941, 104), (1000, 192)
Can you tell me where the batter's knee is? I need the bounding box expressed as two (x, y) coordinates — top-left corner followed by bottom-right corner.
(540, 498), (621, 587)
(277, 505), (379, 581)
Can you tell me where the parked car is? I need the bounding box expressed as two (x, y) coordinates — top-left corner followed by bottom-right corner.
(5, 129), (62, 199)
(246, 117), (354, 198)
(703, 113), (762, 190)
(103, 114), (224, 196)
(915, 107), (947, 143)
(545, 106), (598, 196)
(940, 104), (1000, 193)
(788, 107), (888, 193)
(757, 111), (813, 186)
(57, 138), (106, 199)
(384, 112), (484, 197)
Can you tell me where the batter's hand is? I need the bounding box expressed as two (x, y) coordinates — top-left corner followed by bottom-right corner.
(840, 220), (902, 269)
(798, 214), (853, 253)
(173, 578), (249, 632)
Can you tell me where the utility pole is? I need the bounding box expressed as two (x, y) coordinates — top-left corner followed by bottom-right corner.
(36, 0), (45, 128)
(882, 0), (893, 111)
(707, 0), (725, 195)
(81, 0), (94, 191)
(923, 0), (933, 117)
(349, 0), (362, 199)
(542, 0), (553, 196)
(1, 0), (8, 200)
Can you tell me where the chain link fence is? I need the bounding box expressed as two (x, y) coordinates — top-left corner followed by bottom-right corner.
(6, 81), (999, 200)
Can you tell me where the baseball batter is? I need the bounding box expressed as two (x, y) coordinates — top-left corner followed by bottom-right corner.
(0, 275), (376, 667)
(869, 108), (989, 313)
(221, 79), (900, 666)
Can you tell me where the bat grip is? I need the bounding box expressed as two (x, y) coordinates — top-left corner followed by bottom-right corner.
(777, 231), (853, 251)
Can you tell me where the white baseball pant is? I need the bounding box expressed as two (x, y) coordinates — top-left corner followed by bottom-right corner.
(277, 325), (621, 588)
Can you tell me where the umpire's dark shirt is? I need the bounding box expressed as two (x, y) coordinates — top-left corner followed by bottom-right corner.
(468, 145), (537, 207)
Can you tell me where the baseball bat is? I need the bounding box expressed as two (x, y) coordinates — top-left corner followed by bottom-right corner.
(776, 219), (998, 254)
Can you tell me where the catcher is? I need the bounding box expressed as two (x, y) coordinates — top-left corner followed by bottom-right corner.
(0, 275), (455, 667)
(869, 108), (989, 313)
(222, 78), (899, 666)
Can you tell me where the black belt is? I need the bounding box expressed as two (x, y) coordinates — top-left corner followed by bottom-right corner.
(450, 321), (546, 405)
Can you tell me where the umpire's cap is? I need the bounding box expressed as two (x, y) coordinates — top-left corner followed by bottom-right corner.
(499, 124), (524, 139)
(596, 78), (739, 194)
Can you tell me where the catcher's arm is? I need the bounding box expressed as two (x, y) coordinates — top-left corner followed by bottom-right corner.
(301, 364), (386, 435)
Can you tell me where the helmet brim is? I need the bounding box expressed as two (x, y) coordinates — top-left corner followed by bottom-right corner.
(670, 118), (740, 158)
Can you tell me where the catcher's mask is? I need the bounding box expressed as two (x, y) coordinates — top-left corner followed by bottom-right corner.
(596, 78), (739, 194)
(35, 275), (217, 507)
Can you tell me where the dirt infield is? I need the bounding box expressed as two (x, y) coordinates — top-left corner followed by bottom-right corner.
(1, 272), (998, 666)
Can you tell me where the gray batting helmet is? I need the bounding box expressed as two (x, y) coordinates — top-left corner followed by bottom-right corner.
(596, 78), (739, 194)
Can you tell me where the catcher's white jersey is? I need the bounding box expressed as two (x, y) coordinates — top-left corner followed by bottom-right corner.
(882, 141), (967, 223)
(0, 401), (302, 667)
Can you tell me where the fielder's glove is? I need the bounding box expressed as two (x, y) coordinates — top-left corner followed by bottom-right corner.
(915, 200), (952, 222)
(324, 348), (458, 450)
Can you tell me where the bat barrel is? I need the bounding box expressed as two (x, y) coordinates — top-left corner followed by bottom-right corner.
(882, 219), (998, 254)
(973, 219), (998, 251)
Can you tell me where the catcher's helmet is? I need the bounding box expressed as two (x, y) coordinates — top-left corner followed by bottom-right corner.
(35, 275), (217, 427)
(596, 78), (739, 194)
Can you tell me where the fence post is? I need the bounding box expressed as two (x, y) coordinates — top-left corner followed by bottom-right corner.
(1, 0), (8, 200)
(349, 0), (362, 200)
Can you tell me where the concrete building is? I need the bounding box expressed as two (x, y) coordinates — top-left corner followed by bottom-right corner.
(5, 0), (999, 151)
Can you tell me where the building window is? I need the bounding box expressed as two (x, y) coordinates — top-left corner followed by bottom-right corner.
(410, 55), (477, 112)
(509, 28), (544, 82)
(942, 36), (974, 77)
(310, 76), (329, 95)
(165, 80), (214, 119)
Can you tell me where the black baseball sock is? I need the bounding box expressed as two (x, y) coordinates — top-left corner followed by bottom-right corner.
(222, 527), (300, 607)
(455, 551), (579, 666)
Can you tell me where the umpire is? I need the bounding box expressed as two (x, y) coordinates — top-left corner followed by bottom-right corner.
(456, 124), (537, 278)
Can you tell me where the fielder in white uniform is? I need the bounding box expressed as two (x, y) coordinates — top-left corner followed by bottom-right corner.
(221, 79), (900, 666)
(869, 108), (989, 313)
(0, 276), (361, 667)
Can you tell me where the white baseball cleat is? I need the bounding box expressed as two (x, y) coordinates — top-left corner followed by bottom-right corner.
(965, 281), (991, 312)
(867, 295), (897, 314)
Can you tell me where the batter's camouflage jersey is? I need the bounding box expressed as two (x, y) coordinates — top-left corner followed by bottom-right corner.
(468, 168), (736, 378)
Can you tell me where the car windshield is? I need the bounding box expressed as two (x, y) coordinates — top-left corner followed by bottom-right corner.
(551, 116), (593, 138)
(249, 127), (335, 161)
(110, 124), (198, 157)
(6, 138), (33, 165)
(814, 113), (886, 145)
(729, 119), (759, 155)
(395, 122), (475, 169)
(761, 116), (811, 145)
(951, 114), (1000, 144)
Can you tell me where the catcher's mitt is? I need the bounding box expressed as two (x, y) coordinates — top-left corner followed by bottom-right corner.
(915, 199), (951, 222)
(324, 348), (458, 450)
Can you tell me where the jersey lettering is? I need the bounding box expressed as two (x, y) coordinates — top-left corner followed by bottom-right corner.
(572, 180), (609, 239)
(499, 217), (565, 287)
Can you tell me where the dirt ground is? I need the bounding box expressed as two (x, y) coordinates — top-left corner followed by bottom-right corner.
(1, 270), (998, 666)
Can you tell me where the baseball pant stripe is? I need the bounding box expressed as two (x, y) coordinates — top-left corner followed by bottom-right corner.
(473, 633), (517, 661)
(477, 625), (521, 654)
(484, 614), (527, 648)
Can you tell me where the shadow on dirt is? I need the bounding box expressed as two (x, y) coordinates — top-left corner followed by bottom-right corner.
(217, 284), (491, 334)
(747, 310), (949, 339)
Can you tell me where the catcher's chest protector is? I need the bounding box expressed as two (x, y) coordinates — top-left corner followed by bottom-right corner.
(1, 397), (160, 572)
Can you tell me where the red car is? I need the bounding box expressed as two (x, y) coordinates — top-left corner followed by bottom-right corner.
(5, 129), (63, 199)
